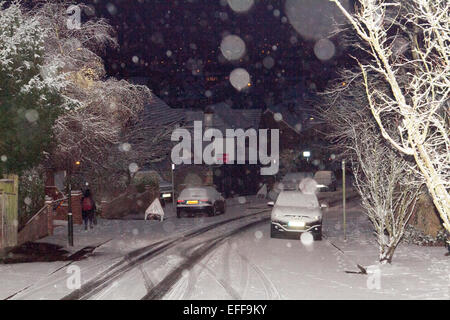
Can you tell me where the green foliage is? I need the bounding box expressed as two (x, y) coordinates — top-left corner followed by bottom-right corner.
(132, 172), (159, 194)
(404, 225), (449, 247)
(18, 167), (45, 229)
(0, 3), (63, 175)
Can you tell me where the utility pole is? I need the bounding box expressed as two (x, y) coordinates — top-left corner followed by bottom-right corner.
(342, 159), (346, 241)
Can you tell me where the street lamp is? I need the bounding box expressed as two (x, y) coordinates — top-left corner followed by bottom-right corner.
(67, 159), (81, 247)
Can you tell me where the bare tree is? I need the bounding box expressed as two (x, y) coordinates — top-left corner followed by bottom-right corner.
(351, 121), (420, 263)
(329, 0), (450, 232)
(51, 78), (151, 170)
(93, 96), (181, 193)
(321, 74), (422, 263)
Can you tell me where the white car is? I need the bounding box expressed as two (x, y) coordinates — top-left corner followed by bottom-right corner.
(176, 186), (226, 218)
(268, 191), (324, 240)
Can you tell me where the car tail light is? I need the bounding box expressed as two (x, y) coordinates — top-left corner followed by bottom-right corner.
(199, 199), (211, 204)
(177, 200), (185, 204)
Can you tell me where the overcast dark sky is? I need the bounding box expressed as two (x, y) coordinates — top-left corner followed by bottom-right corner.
(75, 0), (353, 109)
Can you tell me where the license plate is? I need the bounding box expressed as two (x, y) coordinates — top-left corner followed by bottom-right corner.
(186, 200), (199, 205)
(162, 193), (172, 198)
(288, 221), (305, 228)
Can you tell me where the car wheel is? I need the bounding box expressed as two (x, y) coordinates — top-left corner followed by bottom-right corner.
(221, 201), (226, 214)
(208, 205), (215, 217)
(313, 228), (323, 241)
(270, 224), (281, 238)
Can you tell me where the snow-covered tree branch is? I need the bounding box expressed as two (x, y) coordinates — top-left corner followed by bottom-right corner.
(29, 1), (173, 185)
(330, 0), (450, 232)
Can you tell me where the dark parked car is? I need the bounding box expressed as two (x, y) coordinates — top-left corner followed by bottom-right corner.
(314, 171), (337, 192)
(158, 179), (173, 207)
(279, 172), (315, 191)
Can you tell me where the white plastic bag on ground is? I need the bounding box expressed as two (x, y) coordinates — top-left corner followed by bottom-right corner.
(256, 184), (268, 198)
(145, 198), (165, 221)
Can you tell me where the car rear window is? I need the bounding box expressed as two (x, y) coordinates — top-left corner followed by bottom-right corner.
(180, 188), (207, 199)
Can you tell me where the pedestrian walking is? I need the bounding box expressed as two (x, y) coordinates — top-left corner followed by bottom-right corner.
(81, 189), (96, 230)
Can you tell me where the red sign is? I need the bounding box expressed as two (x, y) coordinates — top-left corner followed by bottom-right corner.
(217, 154), (229, 164)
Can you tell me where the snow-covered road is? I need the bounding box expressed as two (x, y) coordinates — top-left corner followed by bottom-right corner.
(1, 195), (448, 300)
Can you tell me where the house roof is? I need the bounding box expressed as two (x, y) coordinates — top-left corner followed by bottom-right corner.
(182, 102), (262, 133)
(184, 110), (204, 123)
(266, 104), (305, 131)
(176, 104), (264, 164)
(207, 103), (262, 131)
(141, 93), (185, 125)
(121, 94), (185, 167)
(265, 94), (323, 132)
(125, 77), (186, 125)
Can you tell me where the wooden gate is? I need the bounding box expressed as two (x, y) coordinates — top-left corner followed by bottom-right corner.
(0, 175), (19, 250)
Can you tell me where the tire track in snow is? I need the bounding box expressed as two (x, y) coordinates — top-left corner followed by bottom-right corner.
(62, 238), (181, 300)
(236, 252), (282, 300)
(201, 262), (242, 300)
(62, 210), (269, 300)
(237, 244), (251, 299)
(180, 245), (215, 300)
(176, 240), (257, 300)
(174, 246), (242, 300)
(141, 217), (270, 300)
(191, 242), (243, 300)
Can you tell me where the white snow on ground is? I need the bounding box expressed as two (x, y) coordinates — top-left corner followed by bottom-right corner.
(0, 195), (448, 300)
(210, 201), (449, 300)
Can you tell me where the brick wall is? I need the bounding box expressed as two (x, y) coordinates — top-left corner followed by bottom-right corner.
(101, 186), (158, 219)
(53, 191), (83, 225)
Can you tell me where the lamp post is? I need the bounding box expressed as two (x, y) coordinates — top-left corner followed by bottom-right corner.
(67, 160), (81, 247)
